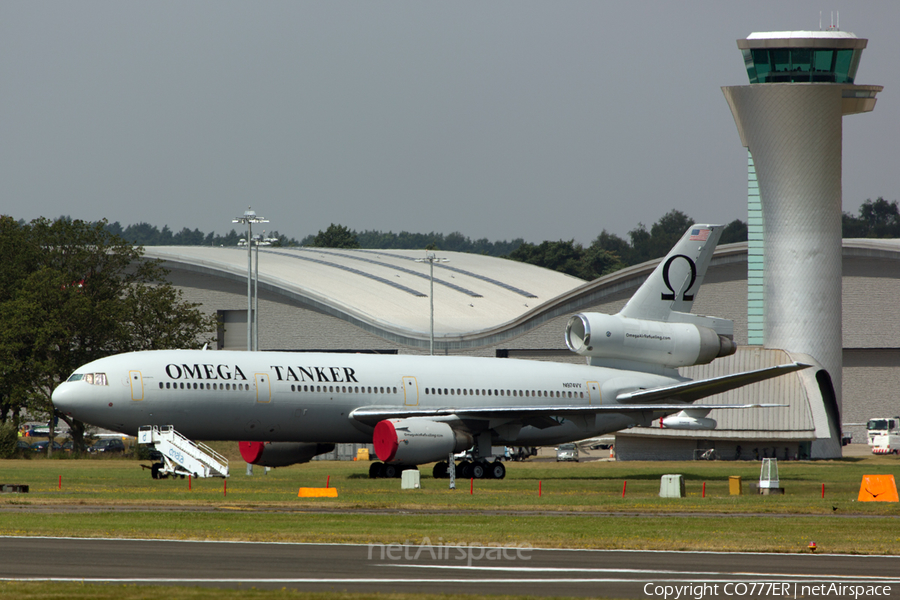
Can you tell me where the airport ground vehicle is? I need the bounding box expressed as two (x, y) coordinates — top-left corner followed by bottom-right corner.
(867, 417), (900, 445)
(871, 433), (900, 455)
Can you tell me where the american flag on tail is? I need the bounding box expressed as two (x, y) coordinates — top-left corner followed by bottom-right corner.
(689, 228), (710, 241)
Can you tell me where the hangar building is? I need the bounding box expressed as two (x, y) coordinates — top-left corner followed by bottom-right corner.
(143, 240), (900, 460)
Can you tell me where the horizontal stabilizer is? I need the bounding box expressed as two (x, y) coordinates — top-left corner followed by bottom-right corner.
(615, 362), (810, 404)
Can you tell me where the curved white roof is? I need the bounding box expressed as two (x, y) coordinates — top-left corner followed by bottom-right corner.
(143, 246), (585, 339)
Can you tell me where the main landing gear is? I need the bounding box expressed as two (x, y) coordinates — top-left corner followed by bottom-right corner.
(432, 460), (506, 480)
(367, 460), (507, 479)
(368, 462), (414, 479)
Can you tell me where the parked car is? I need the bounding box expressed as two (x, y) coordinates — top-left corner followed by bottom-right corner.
(15, 440), (32, 453)
(556, 443), (579, 462)
(88, 438), (126, 454)
(30, 440), (62, 453)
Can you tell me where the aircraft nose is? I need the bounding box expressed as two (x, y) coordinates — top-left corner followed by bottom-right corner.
(52, 383), (82, 415)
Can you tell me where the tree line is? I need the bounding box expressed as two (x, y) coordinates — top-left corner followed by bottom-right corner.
(101, 221), (299, 247)
(60, 196), (899, 264)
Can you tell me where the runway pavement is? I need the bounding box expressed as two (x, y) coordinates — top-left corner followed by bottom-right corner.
(1, 537), (899, 598)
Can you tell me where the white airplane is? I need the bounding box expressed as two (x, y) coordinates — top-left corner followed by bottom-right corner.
(52, 224), (807, 479)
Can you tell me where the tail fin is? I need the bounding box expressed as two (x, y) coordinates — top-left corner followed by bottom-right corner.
(618, 224), (723, 322)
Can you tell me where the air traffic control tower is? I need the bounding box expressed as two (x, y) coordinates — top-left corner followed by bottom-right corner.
(722, 30), (882, 457)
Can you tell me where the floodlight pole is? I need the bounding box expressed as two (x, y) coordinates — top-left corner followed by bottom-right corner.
(254, 235), (260, 351)
(415, 252), (449, 355)
(232, 208), (268, 351)
(252, 231), (278, 352)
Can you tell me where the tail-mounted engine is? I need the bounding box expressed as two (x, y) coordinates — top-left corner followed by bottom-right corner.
(565, 312), (735, 368)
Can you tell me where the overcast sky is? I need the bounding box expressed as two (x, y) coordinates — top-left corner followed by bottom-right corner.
(2, 1), (897, 244)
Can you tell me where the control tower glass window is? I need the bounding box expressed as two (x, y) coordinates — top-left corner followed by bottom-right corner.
(742, 48), (861, 84)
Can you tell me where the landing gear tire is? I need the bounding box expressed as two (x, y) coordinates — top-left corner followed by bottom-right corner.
(471, 462), (486, 479)
(458, 461), (473, 479)
(382, 464), (398, 479)
(488, 461), (506, 480)
(369, 462), (383, 479)
(433, 461), (448, 479)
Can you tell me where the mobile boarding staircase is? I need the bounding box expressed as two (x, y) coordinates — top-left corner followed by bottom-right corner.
(138, 425), (229, 479)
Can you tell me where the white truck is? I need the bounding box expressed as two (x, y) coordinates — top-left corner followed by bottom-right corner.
(867, 417), (900, 446)
(871, 433), (900, 455)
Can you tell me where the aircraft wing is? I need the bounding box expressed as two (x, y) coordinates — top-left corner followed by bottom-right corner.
(349, 362), (807, 428)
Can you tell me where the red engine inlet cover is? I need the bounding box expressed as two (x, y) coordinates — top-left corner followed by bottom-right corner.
(373, 420), (399, 462)
(239, 441), (266, 464)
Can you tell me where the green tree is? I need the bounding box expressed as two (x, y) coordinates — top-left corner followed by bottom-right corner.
(0, 216), (217, 454)
(310, 224), (361, 249)
(843, 198), (900, 238)
(720, 219), (749, 245)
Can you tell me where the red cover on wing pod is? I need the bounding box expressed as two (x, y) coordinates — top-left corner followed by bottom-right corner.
(373, 420), (399, 462)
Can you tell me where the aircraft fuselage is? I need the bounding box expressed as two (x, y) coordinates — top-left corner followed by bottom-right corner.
(52, 349), (682, 446)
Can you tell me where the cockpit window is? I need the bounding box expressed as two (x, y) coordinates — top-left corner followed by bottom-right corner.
(70, 373), (108, 386)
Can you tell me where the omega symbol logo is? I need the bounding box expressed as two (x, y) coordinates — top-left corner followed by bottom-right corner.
(661, 254), (697, 302)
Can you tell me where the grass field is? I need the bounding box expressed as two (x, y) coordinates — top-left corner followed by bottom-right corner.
(1, 453), (899, 553)
(1, 454), (898, 600)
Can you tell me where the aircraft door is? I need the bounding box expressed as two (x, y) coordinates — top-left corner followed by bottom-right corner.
(402, 376), (418, 406)
(129, 371), (144, 401)
(255, 373), (271, 403)
(586, 381), (600, 405)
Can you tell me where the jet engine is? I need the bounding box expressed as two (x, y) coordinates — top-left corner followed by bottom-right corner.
(660, 410), (717, 430)
(373, 418), (473, 465)
(565, 313), (735, 368)
(239, 441), (336, 467)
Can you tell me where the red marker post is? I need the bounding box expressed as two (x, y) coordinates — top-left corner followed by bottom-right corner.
(702, 482), (706, 498)
(622, 481), (627, 498)
(58, 476), (62, 491)
(539, 480), (542, 497)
